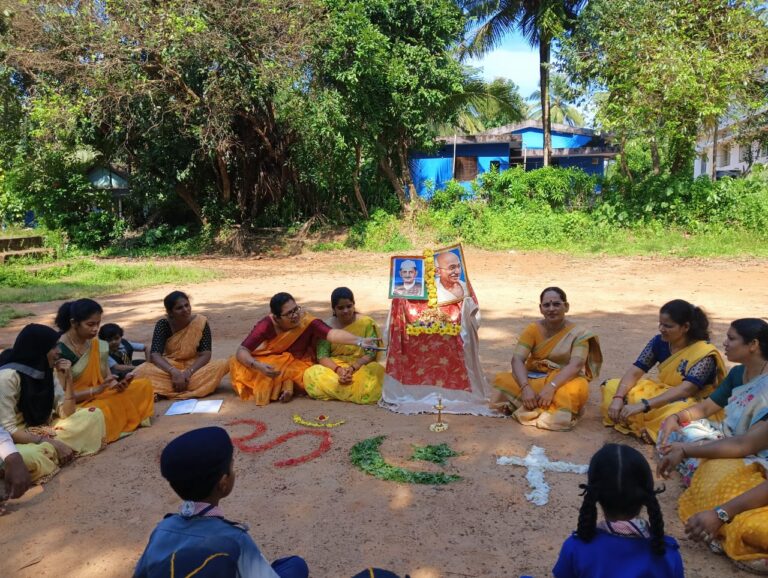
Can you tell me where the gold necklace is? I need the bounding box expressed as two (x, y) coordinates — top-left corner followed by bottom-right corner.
(65, 333), (88, 357)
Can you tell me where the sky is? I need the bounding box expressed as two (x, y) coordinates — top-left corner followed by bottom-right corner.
(466, 33), (541, 100)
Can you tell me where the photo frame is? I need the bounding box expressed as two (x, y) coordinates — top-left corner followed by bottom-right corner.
(433, 244), (470, 306)
(389, 256), (428, 300)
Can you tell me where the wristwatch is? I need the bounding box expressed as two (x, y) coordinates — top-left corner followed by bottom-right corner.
(714, 506), (731, 524)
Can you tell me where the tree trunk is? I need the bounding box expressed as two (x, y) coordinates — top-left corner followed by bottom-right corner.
(540, 39), (552, 167)
(216, 150), (232, 202)
(378, 156), (406, 208)
(396, 139), (418, 206)
(619, 136), (633, 185)
(175, 182), (206, 224)
(710, 120), (719, 181)
(649, 136), (661, 175)
(352, 143), (369, 218)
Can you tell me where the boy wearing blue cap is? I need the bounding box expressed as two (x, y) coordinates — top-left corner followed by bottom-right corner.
(134, 426), (309, 578)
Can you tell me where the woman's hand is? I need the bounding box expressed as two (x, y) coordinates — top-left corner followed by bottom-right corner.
(170, 368), (188, 392)
(537, 385), (555, 409)
(53, 358), (72, 374)
(257, 362), (280, 378)
(113, 372), (133, 393)
(358, 337), (381, 350)
(607, 398), (625, 422)
(685, 510), (723, 543)
(658, 415), (682, 447)
(336, 366), (354, 385)
(521, 385), (538, 410)
(657, 443), (687, 479)
(620, 402), (644, 422)
(50, 439), (75, 466)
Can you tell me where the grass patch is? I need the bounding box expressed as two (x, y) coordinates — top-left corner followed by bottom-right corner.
(0, 306), (34, 328)
(0, 259), (218, 304)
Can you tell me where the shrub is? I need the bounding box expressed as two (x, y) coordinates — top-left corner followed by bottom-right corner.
(347, 208), (412, 251)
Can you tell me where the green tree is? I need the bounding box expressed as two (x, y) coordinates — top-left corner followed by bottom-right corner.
(528, 72), (583, 127)
(561, 0), (768, 177)
(462, 0), (584, 166)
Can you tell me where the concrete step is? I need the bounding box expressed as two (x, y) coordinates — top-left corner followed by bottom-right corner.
(0, 236), (45, 252)
(0, 247), (54, 264)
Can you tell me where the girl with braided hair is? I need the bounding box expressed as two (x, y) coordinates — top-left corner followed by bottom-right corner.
(554, 443), (683, 578)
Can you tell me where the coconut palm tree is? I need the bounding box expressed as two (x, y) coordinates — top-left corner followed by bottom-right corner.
(528, 73), (584, 127)
(461, 1), (585, 165)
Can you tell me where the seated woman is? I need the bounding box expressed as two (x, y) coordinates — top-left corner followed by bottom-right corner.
(303, 287), (384, 405)
(133, 291), (229, 399)
(230, 292), (380, 405)
(492, 287), (602, 431)
(0, 324), (106, 483)
(656, 318), (768, 571)
(602, 299), (725, 444)
(56, 299), (154, 443)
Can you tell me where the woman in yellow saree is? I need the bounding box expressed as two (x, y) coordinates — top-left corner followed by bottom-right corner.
(0, 324), (105, 483)
(56, 299), (154, 443)
(603, 299), (725, 444)
(303, 287), (384, 405)
(492, 287), (602, 431)
(133, 291), (230, 399)
(230, 292), (381, 405)
(655, 318), (768, 573)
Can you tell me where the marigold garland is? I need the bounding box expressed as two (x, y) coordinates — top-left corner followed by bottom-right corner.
(423, 248), (438, 308)
(227, 419), (332, 468)
(292, 414), (345, 428)
(349, 436), (461, 485)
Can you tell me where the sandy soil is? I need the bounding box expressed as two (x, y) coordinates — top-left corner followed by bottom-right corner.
(1, 248), (766, 578)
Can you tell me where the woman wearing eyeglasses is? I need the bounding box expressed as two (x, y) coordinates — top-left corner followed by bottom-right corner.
(230, 292), (381, 404)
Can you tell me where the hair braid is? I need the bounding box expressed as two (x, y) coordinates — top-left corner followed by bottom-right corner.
(645, 493), (667, 556)
(576, 489), (598, 543)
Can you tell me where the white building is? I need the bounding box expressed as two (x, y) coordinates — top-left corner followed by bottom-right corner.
(694, 120), (768, 178)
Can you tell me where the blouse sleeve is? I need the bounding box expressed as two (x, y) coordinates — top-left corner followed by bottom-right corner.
(196, 322), (212, 353)
(309, 319), (332, 339)
(684, 355), (717, 389)
(513, 323), (538, 359)
(150, 319), (173, 354)
(633, 337), (658, 372)
(570, 339), (589, 361)
(0, 371), (22, 434)
(316, 339), (331, 359)
(241, 318), (274, 351)
(708, 366), (741, 407)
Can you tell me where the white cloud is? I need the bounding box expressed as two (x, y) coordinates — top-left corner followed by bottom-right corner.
(467, 48), (541, 99)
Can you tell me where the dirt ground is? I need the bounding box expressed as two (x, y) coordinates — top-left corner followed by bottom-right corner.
(1, 248), (766, 578)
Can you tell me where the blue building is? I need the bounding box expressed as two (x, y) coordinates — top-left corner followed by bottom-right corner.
(410, 121), (618, 198)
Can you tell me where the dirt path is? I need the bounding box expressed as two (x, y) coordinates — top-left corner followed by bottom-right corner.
(1, 249), (766, 578)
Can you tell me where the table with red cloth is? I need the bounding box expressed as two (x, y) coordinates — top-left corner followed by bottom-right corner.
(380, 297), (497, 416)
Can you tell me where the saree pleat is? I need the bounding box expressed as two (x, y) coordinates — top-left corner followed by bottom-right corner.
(303, 315), (384, 405)
(133, 315), (229, 399)
(14, 408), (106, 482)
(601, 340), (725, 443)
(493, 323), (602, 431)
(70, 339), (154, 443)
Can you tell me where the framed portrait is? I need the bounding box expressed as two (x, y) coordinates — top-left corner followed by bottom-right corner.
(389, 256), (428, 300)
(433, 244), (471, 306)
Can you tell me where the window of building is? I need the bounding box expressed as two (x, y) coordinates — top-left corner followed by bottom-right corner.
(454, 156), (478, 181)
(717, 144), (731, 167)
(700, 153), (708, 175)
(740, 143), (754, 163)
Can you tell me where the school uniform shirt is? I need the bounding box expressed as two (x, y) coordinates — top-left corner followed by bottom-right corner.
(553, 531), (684, 578)
(133, 514), (280, 578)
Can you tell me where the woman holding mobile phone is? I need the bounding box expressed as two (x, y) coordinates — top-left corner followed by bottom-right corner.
(56, 299), (154, 442)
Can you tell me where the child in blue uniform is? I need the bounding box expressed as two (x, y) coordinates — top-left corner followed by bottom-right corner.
(134, 426), (309, 578)
(553, 443), (684, 578)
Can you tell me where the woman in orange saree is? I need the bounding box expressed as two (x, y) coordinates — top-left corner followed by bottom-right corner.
(133, 291), (229, 399)
(56, 299), (154, 443)
(230, 292), (381, 405)
(492, 287), (602, 431)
